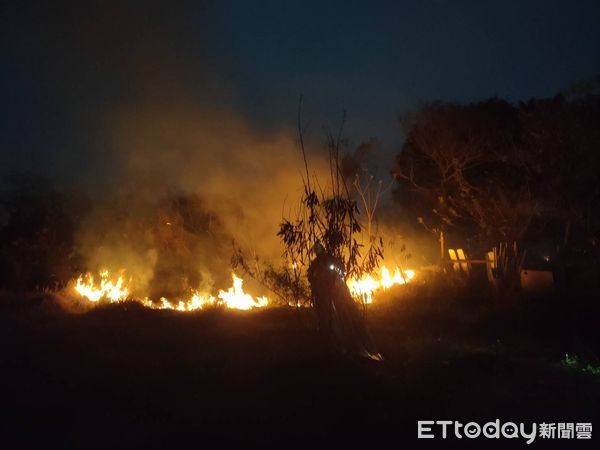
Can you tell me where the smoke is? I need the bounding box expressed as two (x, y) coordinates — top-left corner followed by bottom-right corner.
(30, 1), (331, 298)
(78, 98), (327, 298)
(14, 1), (421, 299)
(113, 99), (313, 256)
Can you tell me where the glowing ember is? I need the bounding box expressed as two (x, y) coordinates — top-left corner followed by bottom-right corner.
(347, 265), (415, 304)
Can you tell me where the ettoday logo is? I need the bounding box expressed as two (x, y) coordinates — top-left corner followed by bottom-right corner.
(418, 420), (592, 444)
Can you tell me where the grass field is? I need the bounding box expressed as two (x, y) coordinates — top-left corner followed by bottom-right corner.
(1, 288), (599, 449)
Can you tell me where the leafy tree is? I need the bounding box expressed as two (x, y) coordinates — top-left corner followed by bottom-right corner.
(393, 94), (600, 263)
(393, 99), (538, 250)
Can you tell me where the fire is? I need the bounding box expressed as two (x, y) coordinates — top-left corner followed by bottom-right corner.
(218, 274), (269, 310)
(347, 265), (415, 304)
(75, 270), (129, 303)
(72, 270), (268, 311)
(144, 292), (216, 312)
(72, 264), (414, 311)
(380, 266), (415, 289)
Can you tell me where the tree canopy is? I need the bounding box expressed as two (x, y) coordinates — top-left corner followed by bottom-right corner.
(393, 95), (600, 252)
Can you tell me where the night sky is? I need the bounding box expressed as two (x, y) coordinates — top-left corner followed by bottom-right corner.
(2, 0), (600, 184)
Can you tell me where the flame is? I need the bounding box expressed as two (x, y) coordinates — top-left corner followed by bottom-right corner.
(72, 264), (413, 311)
(142, 292), (216, 311)
(217, 274), (269, 310)
(347, 265), (415, 304)
(75, 270), (129, 303)
(72, 270), (268, 311)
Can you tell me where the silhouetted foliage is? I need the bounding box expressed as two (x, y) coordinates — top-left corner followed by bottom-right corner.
(394, 95), (600, 258)
(234, 104), (385, 310)
(0, 174), (84, 290)
(518, 95), (600, 246)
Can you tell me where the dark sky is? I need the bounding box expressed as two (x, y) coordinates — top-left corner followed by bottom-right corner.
(2, 0), (600, 183)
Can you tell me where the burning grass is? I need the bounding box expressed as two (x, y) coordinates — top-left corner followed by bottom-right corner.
(67, 264), (417, 312)
(347, 266), (415, 304)
(71, 270), (268, 311)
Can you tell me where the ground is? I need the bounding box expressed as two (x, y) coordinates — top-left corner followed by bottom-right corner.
(1, 289), (599, 449)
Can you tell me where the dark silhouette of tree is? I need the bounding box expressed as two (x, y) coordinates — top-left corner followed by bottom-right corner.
(393, 95), (600, 260)
(0, 174), (84, 290)
(393, 99), (539, 250)
(519, 95), (600, 248)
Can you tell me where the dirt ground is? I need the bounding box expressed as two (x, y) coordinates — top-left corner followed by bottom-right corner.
(1, 290), (599, 449)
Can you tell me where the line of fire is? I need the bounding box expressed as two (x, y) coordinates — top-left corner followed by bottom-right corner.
(2, 2), (600, 448)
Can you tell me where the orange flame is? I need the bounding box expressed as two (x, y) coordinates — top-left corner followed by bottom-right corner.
(347, 265), (415, 304)
(72, 264), (415, 311)
(72, 270), (268, 311)
(74, 270), (129, 303)
(217, 273), (269, 310)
